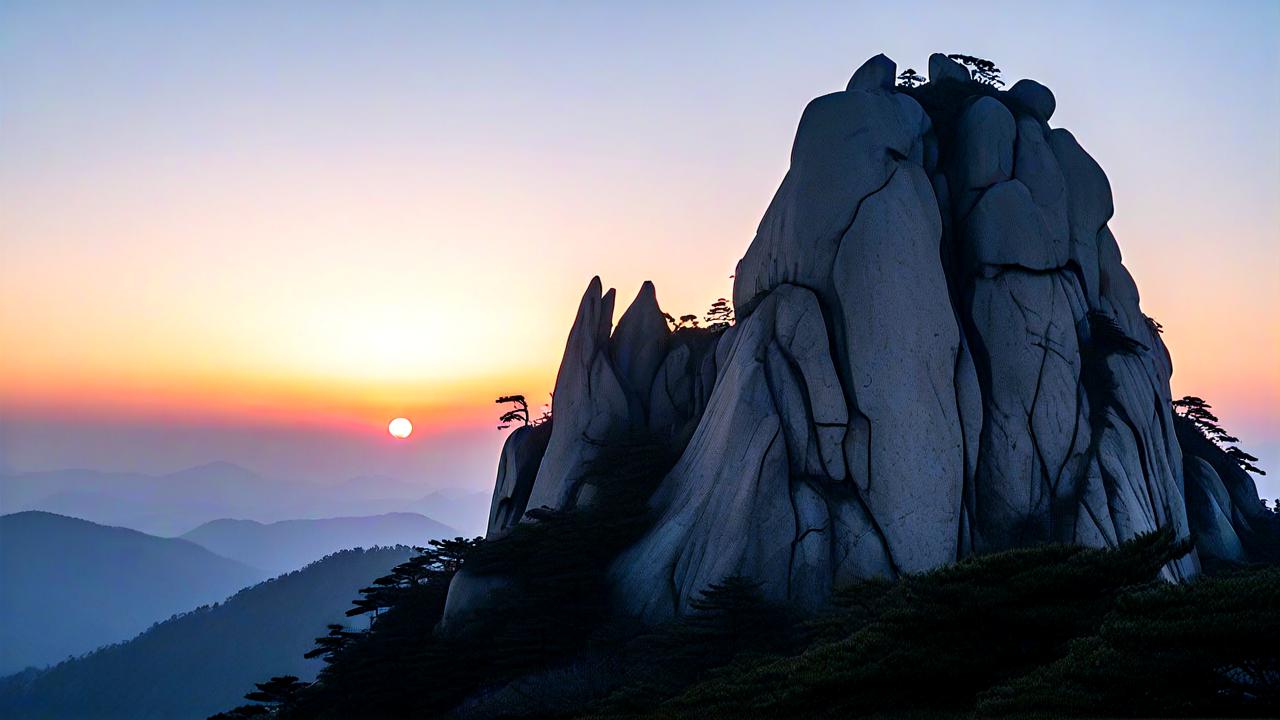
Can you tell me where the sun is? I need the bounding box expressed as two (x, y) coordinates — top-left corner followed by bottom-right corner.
(388, 417), (413, 439)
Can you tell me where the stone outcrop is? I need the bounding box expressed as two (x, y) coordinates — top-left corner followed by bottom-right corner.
(521, 278), (634, 513)
(486, 423), (552, 537)
(474, 278), (720, 536)
(449, 52), (1270, 626)
(611, 285), (858, 621)
(1175, 417), (1276, 566)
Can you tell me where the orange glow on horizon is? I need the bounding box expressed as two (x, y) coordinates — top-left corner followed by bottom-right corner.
(0, 3), (1274, 495)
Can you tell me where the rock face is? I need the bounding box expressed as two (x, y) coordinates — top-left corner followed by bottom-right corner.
(1175, 417), (1276, 566)
(486, 423), (553, 536)
(450, 52), (1269, 625)
(474, 279), (719, 536)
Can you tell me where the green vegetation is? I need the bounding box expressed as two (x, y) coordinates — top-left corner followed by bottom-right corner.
(218, 501), (1278, 719)
(978, 566), (1280, 717)
(495, 394), (551, 429)
(605, 529), (1188, 719)
(592, 575), (803, 716)
(221, 434), (676, 719)
(947, 54), (1004, 86)
(896, 68), (925, 88)
(0, 546), (410, 720)
(661, 295), (735, 333)
(703, 297), (734, 330)
(215, 409), (1276, 720)
(1174, 395), (1266, 476)
(582, 532), (1278, 719)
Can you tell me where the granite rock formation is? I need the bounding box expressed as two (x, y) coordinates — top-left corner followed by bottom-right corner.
(447, 52), (1269, 624)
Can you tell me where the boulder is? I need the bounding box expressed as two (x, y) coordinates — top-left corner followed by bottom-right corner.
(964, 180), (1061, 270)
(928, 53), (971, 83)
(1048, 128), (1114, 307)
(1184, 456), (1247, 564)
(733, 79), (929, 317)
(438, 571), (512, 633)
(847, 53), (896, 92)
(1012, 115), (1070, 261)
(1008, 78), (1056, 122)
(950, 96), (1015, 218)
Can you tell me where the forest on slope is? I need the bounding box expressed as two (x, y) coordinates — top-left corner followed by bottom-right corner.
(0, 546), (412, 720)
(0, 511), (264, 675)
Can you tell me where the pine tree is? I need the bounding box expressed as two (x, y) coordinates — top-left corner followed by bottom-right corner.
(495, 394), (530, 429)
(244, 676), (308, 705)
(302, 624), (361, 661)
(1173, 395), (1266, 475)
(703, 298), (734, 330)
(947, 53), (1004, 86)
(896, 68), (925, 88)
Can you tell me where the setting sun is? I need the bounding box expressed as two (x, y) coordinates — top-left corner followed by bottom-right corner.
(387, 417), (412, 439)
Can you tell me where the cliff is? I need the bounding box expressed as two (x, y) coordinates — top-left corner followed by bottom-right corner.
(450, 53), (1268, 624)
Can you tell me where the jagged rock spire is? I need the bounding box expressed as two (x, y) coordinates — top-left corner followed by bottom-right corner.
(611, 281), (670, 422)
(523, 277), (628, 513)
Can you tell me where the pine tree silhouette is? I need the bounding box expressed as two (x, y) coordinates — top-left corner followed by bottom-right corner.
(896, 68), (925, 88)
(1173, 396), (1266, 475)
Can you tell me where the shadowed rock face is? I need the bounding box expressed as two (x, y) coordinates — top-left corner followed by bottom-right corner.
(486, 423), (552, 536)
(479, 278), (720, 531)
(452, 52), (1265, 625)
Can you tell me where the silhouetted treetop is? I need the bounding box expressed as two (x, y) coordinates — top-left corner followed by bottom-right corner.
(495, 395), (551, 430)
(703, 298), (734, 330)
(1174, 395), (1266, 475)
(948, 53), (1004, 86)
(896, 68), (925, 88)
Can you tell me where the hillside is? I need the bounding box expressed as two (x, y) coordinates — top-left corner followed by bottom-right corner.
(0, 512), (264, 675)
(0, 546), (413, 720)
(181, 512), (458, 575)
(211, 51), (1279, 719)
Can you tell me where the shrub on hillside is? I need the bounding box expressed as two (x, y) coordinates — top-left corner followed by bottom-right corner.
(632, 530), (1187, 719)
(978, 566), (1280, 717)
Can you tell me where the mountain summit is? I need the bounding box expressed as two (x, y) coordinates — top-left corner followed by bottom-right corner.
(447, 53), (1270, 623)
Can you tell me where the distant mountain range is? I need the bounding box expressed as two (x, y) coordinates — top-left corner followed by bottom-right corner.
(0, 546), (412, 720)
(181, 512), (457, 575)
(0, 461), (492, 536)
(0, 512), (265, 676)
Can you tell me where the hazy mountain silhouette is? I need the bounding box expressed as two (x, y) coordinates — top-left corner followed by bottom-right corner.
(0, 463), (491, 536)
(410, 489), (491, 535)
(0, 463), (286, 536)
(0, 546), (412, 720)
(0, 512), (265, 675)
(181, 512), (458, 575)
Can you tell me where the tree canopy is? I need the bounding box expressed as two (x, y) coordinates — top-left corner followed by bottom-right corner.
(947, 53), (1004, 86)
(1174, 395), (1266, 475)
(896, 68), (924, 88)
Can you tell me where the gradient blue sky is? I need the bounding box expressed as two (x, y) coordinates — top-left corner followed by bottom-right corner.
(2, 1), (1277, 496)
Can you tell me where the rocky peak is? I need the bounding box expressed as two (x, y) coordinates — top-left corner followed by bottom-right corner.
(450, 52), (1267, 627)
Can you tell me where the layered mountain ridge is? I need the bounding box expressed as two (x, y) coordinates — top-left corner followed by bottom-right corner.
(452, 53), (1269, 623)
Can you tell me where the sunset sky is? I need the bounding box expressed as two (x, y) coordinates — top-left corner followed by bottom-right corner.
(2, 1), (1277, 496)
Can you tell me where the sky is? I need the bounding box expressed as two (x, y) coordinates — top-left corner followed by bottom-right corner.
(1, 0), (1277, 497)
